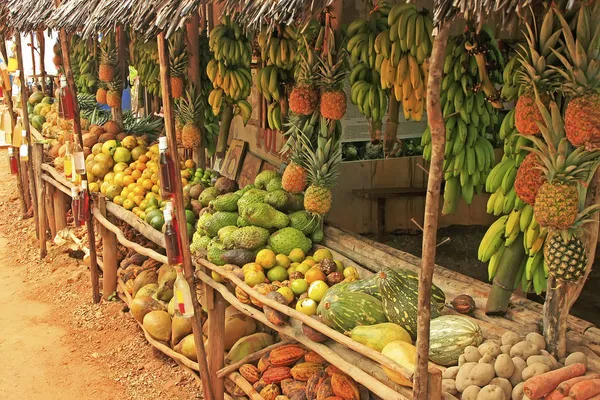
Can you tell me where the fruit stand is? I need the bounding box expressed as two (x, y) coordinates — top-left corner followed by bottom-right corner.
(3, 0), (600, 400)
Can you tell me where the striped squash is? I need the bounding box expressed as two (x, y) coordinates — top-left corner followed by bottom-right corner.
(429, 315), (483, 366)
(317, 291), (387, 333)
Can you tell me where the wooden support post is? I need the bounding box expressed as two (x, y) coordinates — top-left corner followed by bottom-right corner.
(98, 195), (117, 299)
(413, 21), (451, 400)
(0, 35), (27, 215)
(57, 21), (101, 304)
(156, 31), (214, 400)
(216, 105), (233, 158)
(208, 292), (226, 400)
(36, 31), (48, 94)
(15, 34), (39, 224)
(45, 182), (57, 239)
(113, 25), (127, 128)
(186, 12), (206, 169)
(53, 189), (69, 232)
(21, 160), (31, 210)
(33, 143), (47, 258)
(30, 33), (36, 85)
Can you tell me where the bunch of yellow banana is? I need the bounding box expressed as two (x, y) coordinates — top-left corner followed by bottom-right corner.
(257, 26), (298, 71)
(71, 36), (98, 94)
(266, 102), (282, 130)
(133, 39), (161, 96)
(421, 31), (502, 215)
(372, 3), (433, 121)
(207, 16), (252, 116)
(346, 3), (390, 70)
(234, 100), (252, 126)
(349, 65), (387, 122)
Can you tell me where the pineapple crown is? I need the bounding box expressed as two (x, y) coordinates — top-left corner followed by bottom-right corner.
(522, 91), (600, 185)
(551, 4), (600, 96)
(100, 32), (117, 65)
(107, 78), (123, 92)
(316, 28), (349, 90)
(169, 30), (188, 78)
(516, 8), (562, 92)
(295, 37), (318, 86)
(177, 84), (204, 124)
(281, 110), (319, 162)
(299, 131), (342, 188)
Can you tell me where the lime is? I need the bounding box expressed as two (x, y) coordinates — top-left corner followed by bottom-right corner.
(145, 209), (162, 224)
(290, 278), (308, 295)
(185, 209), (195, 224)
(266, 266), (288, 282)
(186, 223), (194, 238)
(149, 214), (165, 230)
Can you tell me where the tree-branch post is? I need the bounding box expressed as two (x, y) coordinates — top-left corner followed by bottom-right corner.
(413, 21), (451, 400)
(36, 31), (48, 94)
(186, 12), (206, 169)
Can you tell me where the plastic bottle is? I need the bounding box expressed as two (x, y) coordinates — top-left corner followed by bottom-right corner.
(59, 76), (75, 120)
(19, 130), (28, 162)
(158, 136), (176, 198)
(72, 140), (85, 175)
(174, 268), (194, 318)
(71, 187), (81, 228)
(79, 180), (90, 223)
(163, 204), (183, 265)
(63, 140), (72, 179)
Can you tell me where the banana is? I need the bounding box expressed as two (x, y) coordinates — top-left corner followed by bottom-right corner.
(488, 244), (504, 281)
(478, 215), (508, 262)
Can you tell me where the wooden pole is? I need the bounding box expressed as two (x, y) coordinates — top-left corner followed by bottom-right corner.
(208, 292), (226, 400)
(156, 31), (214, 400)
(15, 34), (39, 225)
(57, 25), (101, 304)
(0, 35), (27, 215)
(29, 33), (36, 86)
(113, 26), (126, 128)
(33, 143), (47, 258)
(98, 195), (117, 299)
(216, 105), (233, 158)
(36, 31), (48, 94)
(45, 182), (57, 238)
(53, 189), (68, 231)
(186, 12), (206, 169)
(413, 21), (451, 400)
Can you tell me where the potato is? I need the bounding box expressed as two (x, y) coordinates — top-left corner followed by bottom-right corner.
(455, 362), (477, 392)
(462, 385), (481, 400)
(477, 385), (506, 400)
(502, 332), (521, 347)
(459, 354), (467, 367)
(521, 363), (550, 381)
(464, 346), (483, 362)
(509, 357), (527, 387)
(479, 353), (496, 365)
(479, 341), (502, 358)
(565, 351), (587, 367)
(510, 341), (540, 359)
(469, 363), (495, 387)
(490, 377), (512, 399)
(442, 392), (459, 400)
(443, 366), (460, 380)
(442, 379), (458, 395)
(501, 345), (513, 355)
(526, 355), (555, 370)
(495, 354), (515, 379)
(511, 382), (525, 400)
(539, 349), (560, 368)
(525, 332), (546, 351)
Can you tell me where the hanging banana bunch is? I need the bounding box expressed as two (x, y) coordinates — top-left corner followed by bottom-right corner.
(132, 37), (161, 97)
(70, 35), (98, 95)
(347, 2), (390, 128)
(478, 53), (547, 295)
(199, 30), (220, 155)
(422, 28), (504, 216)
(256, 24), (298, 130)
(373, 2), (433, 121)
(206, 15), (253, 125)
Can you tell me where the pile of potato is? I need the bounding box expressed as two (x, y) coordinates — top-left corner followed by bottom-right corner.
(441, 331), (587, 400)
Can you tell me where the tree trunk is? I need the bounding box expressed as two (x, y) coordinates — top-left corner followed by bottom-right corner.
(413, 21), (451, 400)
(485, 236), (526, 315)
(383, 96), (399, 155)
(186, 12), (206, 169)
(37, 31), (48, 94)
(216, 105), (234, 158)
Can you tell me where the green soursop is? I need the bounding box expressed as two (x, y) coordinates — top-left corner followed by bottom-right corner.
(197, 212), (213, 231)
(190, 232), (211, 253)
(199, 187), (219, 207)
(218, 226), (238, 242)
(210, 193), (240, 212)
(227, 226), (270, 250)
(265, 189), (288, 210)
(237, 217), (252, 227)
(284, 193), (304, 212)
(237, 189), (267, 215)
(269, 227), (312, 255)
(254, 170), (280, 189)
(288, 211), (319, 235)
(203, 211), (239, 237)
(311, 228), (324, 243)
(207, 239), (226, 266)
(266, 177), (283, 192)
(242, 203), (289, 229)
(235, 184), (255, 197)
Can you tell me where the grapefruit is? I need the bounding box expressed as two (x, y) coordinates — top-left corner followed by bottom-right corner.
(113, 147), (132, 163)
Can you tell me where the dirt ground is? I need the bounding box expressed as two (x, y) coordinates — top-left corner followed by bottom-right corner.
(372, 225), (600, 326)
(0, 150), (202, 400)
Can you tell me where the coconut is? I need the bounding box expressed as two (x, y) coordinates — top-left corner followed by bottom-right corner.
(143, 311), (172, 342)
(82, 132), (98, 147)
(135, 283), (158, 299)
(171, 314), (193, 346)
(103, 120), (121, 134)
(116, 132), (127, 141)
(155, 265), (176, 302)
(133, 269), (158, 297)
(189, 184), (204, 200)
(203, 312), (256, 350)
(130, 296), (165, 323)
(97, 132), (116, 143)
(174, 334), (197, 361)
(215, 177), (237, 194)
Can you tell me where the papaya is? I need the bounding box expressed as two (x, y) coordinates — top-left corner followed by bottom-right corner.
(346, 322), (412, 352)
(155, 264), (176, 301)
(135, 283), (158, 299)
(204, 312), (256, 350)
(133, 269), (158, 297)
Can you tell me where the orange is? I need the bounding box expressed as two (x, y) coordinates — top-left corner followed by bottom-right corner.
(151, 173), (159, 184)
(127, 183), (137, 191)
(142, 179), (153, 190)
(127, 192), (136, 201)
(123, 199), (134, 210)
(138, 155), (150, 163)
(181, 178), (188, 186)
(131, 169), (142, 180)
(133, 195), (144, 206)
(113, 195), (124, 206)
(145, 151), (154, 159)
(184, 159), (195, 169)
(133, 186), (145, 196)
(137, 163), (147, 172)
(124, 168), (133, 175)
(122, 175), (135, 186)
(152, 184), (159, 194)
(121, 188), (130, 198)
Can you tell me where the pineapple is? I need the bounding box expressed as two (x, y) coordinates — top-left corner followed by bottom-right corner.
(177, 86), (203, 149)
(289, 43), (319, 116)
(99, 34), (117, 83)
(515, 8), (560, 135)
(301, 134), (342, 216)
(96, 87), (107, 105)
(169, 31), (188, 99)
(553, 6), (600, 149)
(545, 229), (588, 282)
(525, 97), (600, 230)
(317, 32), (348, 121)
(282, 161), (307, 194)
(514, 153), (544, 205)
(106, 80), (122, 108)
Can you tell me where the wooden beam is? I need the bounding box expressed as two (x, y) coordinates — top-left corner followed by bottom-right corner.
(208, 292), (226, 400)
(45, 182), (57, 239)
(156, 31), (214, 400)
(413, 21), (451, 400)
(30, 33), (36, 85)
(52, 189), (68, 231)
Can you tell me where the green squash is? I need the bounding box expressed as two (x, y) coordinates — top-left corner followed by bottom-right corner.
(429, 315), (483, 366)
(317, 291), (387, 333)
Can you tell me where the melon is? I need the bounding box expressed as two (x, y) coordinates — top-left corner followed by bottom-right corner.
(130, 296), (165, 323)
(428, 315), (483, 366)
(143, 310), (172, 342)
(31, 115), (45, 130)
(28, 92), (44, 105)
(33, 103), (45, 115)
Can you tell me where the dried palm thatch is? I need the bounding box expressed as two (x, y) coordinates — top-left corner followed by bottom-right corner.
(131, 0), (202, 40)
(49, 0), (101, 33)
(80, 0), (136, 38)
(221, 0), (332, 33)
(7, 0), (54, 33)
(0, 1), (14, 38)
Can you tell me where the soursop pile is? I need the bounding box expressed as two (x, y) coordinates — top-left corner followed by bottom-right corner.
(269, 227), (312, 255)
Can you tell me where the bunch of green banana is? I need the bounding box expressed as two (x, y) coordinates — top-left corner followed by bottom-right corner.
(70, 35), (98, 94)
(421, 30), (503, 215)
(207, 15), (252, 116)
(132, 38), (161, 96)
(346, 3), (390, 70)
(349, 65), (387, 122)
(257, 25), (298, 71)
(373, 2), (433, 121)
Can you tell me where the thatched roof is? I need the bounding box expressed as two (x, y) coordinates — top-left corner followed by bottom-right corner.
(7, 0), (54, 33)
(0, 1), (14, 38)
(80, 0), (136, 38)
(49, 0), (100, 34)
(132, 0), (201, 40)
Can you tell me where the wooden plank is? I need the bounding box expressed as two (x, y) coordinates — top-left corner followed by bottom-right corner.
(52, 188), (69, 232)
(208, 292), (226, 400)
(41, 174), (71, 196)
(105, 202), (165, 247)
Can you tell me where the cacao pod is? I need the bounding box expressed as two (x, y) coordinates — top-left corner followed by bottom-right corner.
(239, 364), (260, 384)
(281, 378), (307, 396)
(253, 379), (268, 393)
(291, 362), (325, 382)
(451, 294), (476, 314)
(251, 283), (276, 307)
(289, 390), (308, 400)
(235, 285), (251, 304)
(264, 292), (289, 326)
(325, 365), (345, 377)
(301, 316), (329, 343)
(316, 377), (335, 400)
(260, 383), (282, 400)
(331, 373), (360, 400)
(270, 344), (306, 366)
(258, 353), (272, 372)
(276, 396), (291, 400)
(263, 366), (292, 384)
(304, 351), (327, 365)
(306, 370), (327, 400)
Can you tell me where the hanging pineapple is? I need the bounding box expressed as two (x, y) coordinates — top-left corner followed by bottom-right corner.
(99, 33), (117, 83)
(106, 79), (122, 108)
(96, 84), (107, 105)
(289, 43), (319, 116)
(317, 29), (348, 121)
(169, 31), (188, 99)
(545, 215), (591, 282)
(553, 5), (600, 149)
(177, 86), (204, 150)
(514, 9), (560, 135)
